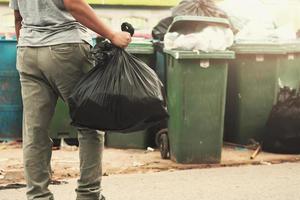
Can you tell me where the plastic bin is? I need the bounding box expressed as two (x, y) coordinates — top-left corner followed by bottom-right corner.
(164, 16), (235, 164)
(50, 99), (77, 141)
(105, 39), (156, 149)
(0, 40), (22, 141)
(224, 42), (300, 145)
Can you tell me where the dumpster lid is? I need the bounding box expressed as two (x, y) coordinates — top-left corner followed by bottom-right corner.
(164, 49), (235, 59)
(168, 16), (230, 34)
(126, 39), (154, 54)
(230, 42), (286, 55)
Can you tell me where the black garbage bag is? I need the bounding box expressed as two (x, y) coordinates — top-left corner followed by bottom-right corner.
(264, 86), (300, 154)
(68, 39), (168, 133)
(172, 0), (229, 18)
(152, 17), (174, 41)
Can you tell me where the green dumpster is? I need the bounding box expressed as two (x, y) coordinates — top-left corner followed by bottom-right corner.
(50, 99), (77, 143)
(165, 16), (235, 164)
(224, 42), (300, 145)
(105, 40), (156, 149)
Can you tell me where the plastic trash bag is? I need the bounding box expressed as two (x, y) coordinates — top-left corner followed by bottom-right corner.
(264, 87), (300, 154)
(151, 0), (233, 41)
(68, 39), (168, 133)
(172, 0), (228, 19)
(152, 17), (174, 41)
(164, 26), (234, 52)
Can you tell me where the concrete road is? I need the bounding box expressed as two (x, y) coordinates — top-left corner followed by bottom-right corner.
(1, 163), (300, 200)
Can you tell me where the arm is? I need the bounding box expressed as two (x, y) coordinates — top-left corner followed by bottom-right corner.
(14, 10), (22, 41)
(63, 0), (131, 48)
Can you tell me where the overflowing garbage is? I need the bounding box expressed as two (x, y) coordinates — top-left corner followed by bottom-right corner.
(152, 0), (233, 42)
(153, 0), (298, 52)
(164, 25), (234, 52)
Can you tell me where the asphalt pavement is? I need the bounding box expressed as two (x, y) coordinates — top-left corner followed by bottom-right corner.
(1, 163), (300, 200)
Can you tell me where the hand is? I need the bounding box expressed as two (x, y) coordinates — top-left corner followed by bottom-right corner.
(110, 31), (132, 48)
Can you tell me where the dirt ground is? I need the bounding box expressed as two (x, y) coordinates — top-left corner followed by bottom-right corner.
(0, 141), (300, 186)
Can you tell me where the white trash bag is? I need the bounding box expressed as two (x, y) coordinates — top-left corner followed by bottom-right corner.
(164, 26), (234, 52)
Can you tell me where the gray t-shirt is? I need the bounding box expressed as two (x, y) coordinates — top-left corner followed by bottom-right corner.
(9, 0), (92, 47)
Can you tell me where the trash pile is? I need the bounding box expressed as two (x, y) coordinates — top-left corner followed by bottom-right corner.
(153, 0), (298, 51)
(153, 0), (234, 51)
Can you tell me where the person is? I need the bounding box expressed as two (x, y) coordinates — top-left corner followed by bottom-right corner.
(9, 0), (131, 199)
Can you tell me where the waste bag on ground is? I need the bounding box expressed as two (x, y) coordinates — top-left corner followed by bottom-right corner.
(68, 38), (168, 133)
(264, 86), (300, 154)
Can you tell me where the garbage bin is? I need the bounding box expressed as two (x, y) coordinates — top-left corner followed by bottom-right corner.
(224, 42), (299, 145)
(50, 99), (77, 142)
(0, 40), (22, 141)
(105, 39), (156, 149)
(164, 16), (235, 164)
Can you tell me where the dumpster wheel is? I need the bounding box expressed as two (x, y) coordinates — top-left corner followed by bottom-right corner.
(159, 132), (170, 159)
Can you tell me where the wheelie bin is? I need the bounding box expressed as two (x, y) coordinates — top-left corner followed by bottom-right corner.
(0, 40), (22, 141)
(105, 39), (156, 149)
(224, 42), (300, 145)
(164, 16), (235, 164)
(50, 99), (78, 146)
